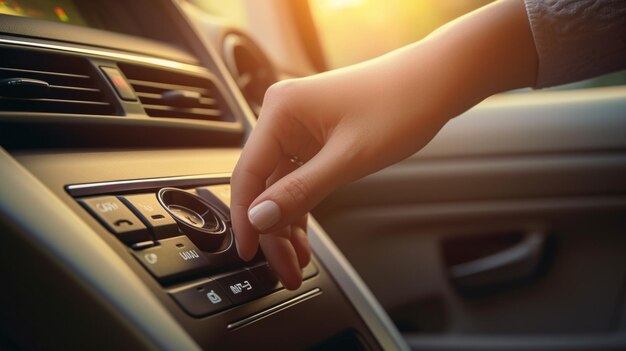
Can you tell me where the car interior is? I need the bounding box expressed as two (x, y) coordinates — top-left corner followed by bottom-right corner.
(0, 1), (625, 350)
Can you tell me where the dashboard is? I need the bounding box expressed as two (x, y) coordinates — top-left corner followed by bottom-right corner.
(0, 1), (408, 350)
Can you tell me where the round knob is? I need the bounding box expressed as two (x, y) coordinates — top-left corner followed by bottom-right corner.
(157, 187), (231, 252)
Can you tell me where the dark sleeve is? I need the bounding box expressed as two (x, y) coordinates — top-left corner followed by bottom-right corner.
(524, 0), (626, 88)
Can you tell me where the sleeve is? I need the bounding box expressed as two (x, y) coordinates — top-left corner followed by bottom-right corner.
(524, 0), (626, 88)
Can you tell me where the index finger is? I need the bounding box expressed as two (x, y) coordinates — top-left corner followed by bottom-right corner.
(230, 122), (282, 260)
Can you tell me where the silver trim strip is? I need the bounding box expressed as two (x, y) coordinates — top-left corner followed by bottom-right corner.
(227, 288), (322, 330)
(309, 218), (410, 351)
(0, 37), (207, 74)
(66, 173), (232, 197)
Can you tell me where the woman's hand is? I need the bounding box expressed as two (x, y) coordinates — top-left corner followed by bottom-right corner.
(230, 49), (453, 289)
(230, 0), (537, 289)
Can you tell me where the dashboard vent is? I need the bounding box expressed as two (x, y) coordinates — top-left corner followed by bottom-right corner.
(0, 47), (115, 115)
(223, 31), (277, 117)
(118, 63), (233, 122)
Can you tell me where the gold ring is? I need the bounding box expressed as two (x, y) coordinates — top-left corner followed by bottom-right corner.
(289, 155), (304, 167)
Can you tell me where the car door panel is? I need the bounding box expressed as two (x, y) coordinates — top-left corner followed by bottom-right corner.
(313, 87), (626, 348)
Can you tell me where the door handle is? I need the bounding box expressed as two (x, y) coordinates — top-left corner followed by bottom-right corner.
(447, 231), (547, 292)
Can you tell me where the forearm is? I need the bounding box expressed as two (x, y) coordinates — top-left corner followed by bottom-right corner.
(231, 0), (537, 286)
(312, 0), (538, 172)
(381, 0), (538, 124)
(438, 0), (537, 97)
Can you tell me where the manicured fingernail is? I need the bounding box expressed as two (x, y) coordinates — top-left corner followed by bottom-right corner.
(248, 200), (281, 231)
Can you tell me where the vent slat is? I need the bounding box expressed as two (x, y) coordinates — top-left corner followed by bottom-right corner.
(142, 104), (222, 117)
(0, 67), (90, 79)
(0, 70), (95, 87)
(1, 97), (110, 106)
(136, 92), (217, 107)
(48, 85), (104, 101)
(0, 48), (115, 115)
(49, 85), (101, 92)
(119, 63), (233, 122)
(0, 98), (111, 115)
(127, 79), (209, 94)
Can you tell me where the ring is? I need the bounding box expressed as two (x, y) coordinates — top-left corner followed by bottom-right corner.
(289, 155), (304, 167)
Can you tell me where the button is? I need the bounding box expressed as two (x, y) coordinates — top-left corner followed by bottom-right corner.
(216, 270), (264, 304)
(302, 261), (319, 280)
(195, 185), (230, 219)
(79, 196), (150, 244)
(196, 184), (231, 207)
(248, 264), (282, 293)
(170, 280), (232, 317)
(131, 240), (156, 250)
(120, 193), (179, 239)
(131, 235), (209, 282)
(100, 66), (137, 101)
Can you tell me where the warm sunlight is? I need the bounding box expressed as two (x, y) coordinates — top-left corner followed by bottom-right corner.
(309, 0), (493, 68)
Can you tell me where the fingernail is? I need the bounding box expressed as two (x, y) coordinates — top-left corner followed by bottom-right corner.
(248, 200), (281, 231)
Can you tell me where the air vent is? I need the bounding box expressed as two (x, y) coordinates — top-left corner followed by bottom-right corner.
(118, 63), (233, 122)
(0, 47), (115, 115)
(223, 31), (277, 117)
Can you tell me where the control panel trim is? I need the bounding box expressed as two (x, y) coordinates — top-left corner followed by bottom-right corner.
(66, 173), (231, 197)
(226, 288), (322, 331)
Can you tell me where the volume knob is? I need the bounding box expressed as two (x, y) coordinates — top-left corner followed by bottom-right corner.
(157, 187), (231, 252)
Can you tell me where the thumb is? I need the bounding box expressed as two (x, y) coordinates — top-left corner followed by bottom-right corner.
(247, 143), (354, 233)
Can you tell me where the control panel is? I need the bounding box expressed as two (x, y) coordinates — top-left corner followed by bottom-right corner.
(74, 184), (318, 318)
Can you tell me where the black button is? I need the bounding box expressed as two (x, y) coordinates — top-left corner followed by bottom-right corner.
(302, 261), (319, 280)
(170, 280), (232, 317)
(216, 270), (263, 304)
(100, 66), (137, 101)
(79, 196), (150, 244)
(120, 193), (179, 239)
(131, 235), (209, 282)
(248, 264), (282, 293)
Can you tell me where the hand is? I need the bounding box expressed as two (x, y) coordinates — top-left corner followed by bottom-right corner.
(230, 52), (451, 289)
(230, 0), (537, 289)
